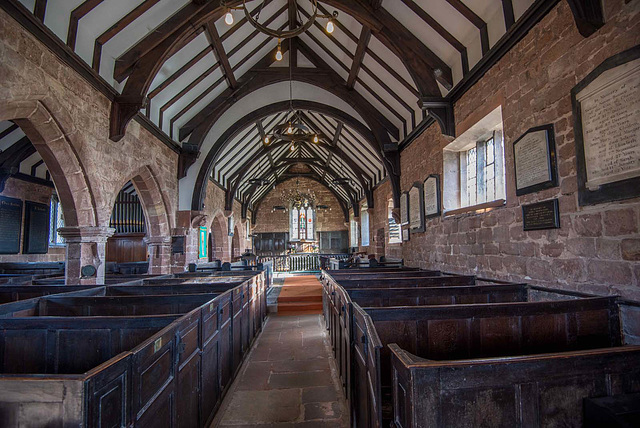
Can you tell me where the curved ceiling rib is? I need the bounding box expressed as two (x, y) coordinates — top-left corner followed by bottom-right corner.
(191, 99), (382, 212)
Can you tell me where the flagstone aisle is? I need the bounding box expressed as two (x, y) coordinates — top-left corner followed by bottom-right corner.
(212, 276), (349, 427)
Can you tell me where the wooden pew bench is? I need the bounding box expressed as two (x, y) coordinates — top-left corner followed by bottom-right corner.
(352, 297), (624, 427)
(0, 272), (268, 427)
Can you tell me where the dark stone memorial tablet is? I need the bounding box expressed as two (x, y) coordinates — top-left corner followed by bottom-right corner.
(23, 201), (50, 254)
(172, 236), (185, 254)
(0, 196), (22, 254)
(522, 199), (560, 231)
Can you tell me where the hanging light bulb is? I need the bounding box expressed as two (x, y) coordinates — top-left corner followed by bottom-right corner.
(313, 134), (319, 143)
(287, 122), (293, 134)
(290, 143), (295, 151)
(264, 136), (270, 144)
(224, 10), (234, 25)
(275, 39), (283, 61)
(326, 19), (334, 34)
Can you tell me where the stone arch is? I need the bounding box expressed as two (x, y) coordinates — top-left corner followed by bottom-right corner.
(0, 100), (101, 284)
(210, 213), (229, 261)
(0, 100), (97, 228)
(114, 165), (172, 238)
(109, 166), (173, 274)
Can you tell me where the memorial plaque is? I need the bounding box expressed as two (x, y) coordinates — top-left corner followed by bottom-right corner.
(513, 124), (558, 195)
(400, 192), (409, 225)
(0, 196), (22, 254)
(402, 228), (410, 242)
(23, 201), (50, 254)
(171, 236), (185, 254)
(522, 199), (560, 231)
(423, 174), (441, 217)
(409, 182), (425, 232)
(572, 46), (640, 205)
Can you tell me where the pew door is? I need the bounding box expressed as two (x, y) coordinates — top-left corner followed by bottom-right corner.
(175, 312), (202, 428)
(201, 300), (221, 426)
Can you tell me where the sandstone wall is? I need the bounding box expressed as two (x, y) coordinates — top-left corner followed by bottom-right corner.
(374, 0), (640, 299)
(253, 177), (348, 234)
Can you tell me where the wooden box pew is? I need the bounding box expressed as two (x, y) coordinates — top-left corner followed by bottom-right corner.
(0, 272), (268, 427)
(346, 283), (528, 308)
(0, 287), (104, 317)
(324, 270), (441, 283)
(325, 282), (526, 421)
(390, 346), (640, 428)
(351, 297), (623, 427)
(34, 294), (220, 317)
(0, 315), (181, 426)
(335, 275), (478, 289)
(0, 284), (96, 304)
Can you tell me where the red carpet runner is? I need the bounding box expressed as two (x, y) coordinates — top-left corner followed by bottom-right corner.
(277, 275), (323, 316)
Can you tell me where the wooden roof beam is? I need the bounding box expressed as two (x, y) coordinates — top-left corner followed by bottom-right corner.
(67, 0), (103, 50)
(204, 21), (237, 88)
(399, 0), (469, 74)
(347, 27), (371, 89)
(444, 0), (489, 55)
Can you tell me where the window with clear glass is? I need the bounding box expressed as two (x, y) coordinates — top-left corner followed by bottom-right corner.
(49, 194), (65, 245)
(361, 207), (370, 247)
(458, 133), (505, 208)
(388, 199), (401, 244)
(349, 213), (358, 248)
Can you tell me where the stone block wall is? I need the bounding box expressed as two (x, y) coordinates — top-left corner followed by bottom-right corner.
(0, 177), (65, 262)
(253, 177), (348, 234)
(373, 0), (640, 300)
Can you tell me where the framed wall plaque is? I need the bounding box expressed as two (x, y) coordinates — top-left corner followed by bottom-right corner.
(0, 196), (22, 254)
(400, 192), (409, 225)
(572, 45), (640, 205)
(513, 124), (558, 196)
(409, 182), (425, 232)
(522, 199), (560, 231)
(423, 174), (441, 218)
(23, 201), (50, 254)
(402, 227), (410, 242)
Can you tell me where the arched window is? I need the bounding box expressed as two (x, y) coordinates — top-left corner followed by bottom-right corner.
(290, 204), (315, 241)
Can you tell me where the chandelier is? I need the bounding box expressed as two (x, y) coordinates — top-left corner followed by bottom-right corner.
(221, 0), (338, 61)
(282, 178), (316, 208)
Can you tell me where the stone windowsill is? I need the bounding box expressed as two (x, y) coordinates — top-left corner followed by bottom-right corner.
(443, 199), (506, 217)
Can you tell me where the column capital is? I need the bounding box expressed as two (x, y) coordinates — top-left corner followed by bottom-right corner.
(58, 226), (115, 243)
(144, 236), (171, 245)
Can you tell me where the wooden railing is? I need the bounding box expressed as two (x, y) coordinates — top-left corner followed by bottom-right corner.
(257, 253), (349, 272)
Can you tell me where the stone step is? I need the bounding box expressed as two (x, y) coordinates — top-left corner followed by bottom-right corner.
(277, 301), (323, 313)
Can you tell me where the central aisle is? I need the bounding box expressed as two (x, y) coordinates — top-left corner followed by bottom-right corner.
(212, 276), (349, 427)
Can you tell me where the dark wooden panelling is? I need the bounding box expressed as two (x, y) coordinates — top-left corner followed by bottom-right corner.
(106, 233), (147, 263)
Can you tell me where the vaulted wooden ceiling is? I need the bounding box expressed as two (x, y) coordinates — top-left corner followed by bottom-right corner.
(14, 0), (538, 213)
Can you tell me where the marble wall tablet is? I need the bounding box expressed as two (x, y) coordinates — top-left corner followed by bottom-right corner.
(409, 182), (425, 232)
(513, 124), (558, 195)
(572, 45), (640, 205)
(400, 192), (409, 225)
(423, 175), (441, 217)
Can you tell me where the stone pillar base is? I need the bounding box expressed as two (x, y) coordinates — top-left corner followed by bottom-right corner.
(58, 226), (115, 285)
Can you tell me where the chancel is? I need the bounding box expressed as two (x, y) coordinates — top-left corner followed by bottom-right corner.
(0, 0), (638, 427)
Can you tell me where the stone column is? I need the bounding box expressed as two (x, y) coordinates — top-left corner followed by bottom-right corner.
(144, 236), (172, 275)
(58, 226), (115, 285)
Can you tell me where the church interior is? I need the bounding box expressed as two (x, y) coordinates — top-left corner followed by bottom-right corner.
(0, 0), (639, 426)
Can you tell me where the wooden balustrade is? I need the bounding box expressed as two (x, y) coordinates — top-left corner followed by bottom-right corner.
(257, 253), (349, 272)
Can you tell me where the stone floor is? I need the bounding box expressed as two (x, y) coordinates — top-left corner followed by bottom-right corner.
(211, 314), (349, 427)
